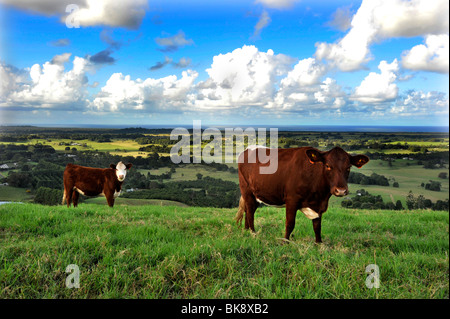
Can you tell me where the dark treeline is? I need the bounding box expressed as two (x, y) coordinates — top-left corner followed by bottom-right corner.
(341, 189), (404, 210)
(341, 189), (449, 211)
(122, 176), (240, 208)
(349, 171), (390, 186)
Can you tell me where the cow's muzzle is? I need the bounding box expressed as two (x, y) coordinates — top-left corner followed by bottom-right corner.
(333, 187), (348, 197)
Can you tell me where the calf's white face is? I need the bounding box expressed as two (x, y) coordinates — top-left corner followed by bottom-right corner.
(110, 161), (132, 182)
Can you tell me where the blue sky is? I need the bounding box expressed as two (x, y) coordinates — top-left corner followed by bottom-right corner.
(0, 0), (448, 127)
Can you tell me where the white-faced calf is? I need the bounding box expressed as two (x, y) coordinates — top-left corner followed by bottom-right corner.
(62, 161), (132, 207)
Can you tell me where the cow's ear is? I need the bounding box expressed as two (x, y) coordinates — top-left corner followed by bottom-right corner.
(351, 155), (369, 168)
(306, 149), (324, 164)
(126, 163), (133, 170)
(110, 163), (116, 169)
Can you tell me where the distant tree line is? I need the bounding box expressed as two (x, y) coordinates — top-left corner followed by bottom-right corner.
(341, 189), (403, 210)
(406, 191), (448, 211)
(122, 176), (240, 208)
(348, 172), (390, 186)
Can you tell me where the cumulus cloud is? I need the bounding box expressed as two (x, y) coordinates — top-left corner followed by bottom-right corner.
(194, 45), (294, 109)
(89, 70), (198, 112)
(1, 41), (446, 122)
(391, 90), (449, 117)
(316, 0), (449, 71)
(352, 59), (399, 103)
(0, 0), (148, 29)
(401, 34), (449, 74)
(1, 53), (91, 109)
(0, 0), (83, 15)
(280, 58), (326, 88)
(273, 60), (347, 112)
(0, 63), (28, 102)
(65, 0), (148, 29)
(155, 31), (194, 52)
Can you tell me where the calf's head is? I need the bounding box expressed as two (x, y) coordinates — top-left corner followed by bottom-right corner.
(110, 161), (133, 182)
(306, 147), (369, 197)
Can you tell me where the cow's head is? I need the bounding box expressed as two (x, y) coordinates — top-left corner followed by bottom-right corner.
(110, 161), (133, 182)
(306, 147), (369, 197)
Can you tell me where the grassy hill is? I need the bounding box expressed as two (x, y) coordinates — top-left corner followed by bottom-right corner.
(0, 203), (448, 299)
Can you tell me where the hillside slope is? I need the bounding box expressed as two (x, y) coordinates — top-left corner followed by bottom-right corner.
(0, 203), (448, 298)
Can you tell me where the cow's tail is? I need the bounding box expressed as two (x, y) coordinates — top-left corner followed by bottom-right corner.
(235, 196), (246, 226)
(61, 188), (66, 205)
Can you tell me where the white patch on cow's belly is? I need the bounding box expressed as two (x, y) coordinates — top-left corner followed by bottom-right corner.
(256, 198), (286, 208)
(73, 187), (85, 195)
(301, 207), (320, 220)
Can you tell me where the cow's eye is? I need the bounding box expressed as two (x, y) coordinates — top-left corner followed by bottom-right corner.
(325, 164), (332, 170)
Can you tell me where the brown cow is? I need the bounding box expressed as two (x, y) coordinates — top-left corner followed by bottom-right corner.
(62, 161), (132, 207)
(235, 146), (369, 243)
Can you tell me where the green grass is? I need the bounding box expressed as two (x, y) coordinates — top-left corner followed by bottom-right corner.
(0, 203), (448, 299)
(0, 186), (34, 202)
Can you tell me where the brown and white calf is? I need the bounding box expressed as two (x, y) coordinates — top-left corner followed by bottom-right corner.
(62, 161), (132, 207)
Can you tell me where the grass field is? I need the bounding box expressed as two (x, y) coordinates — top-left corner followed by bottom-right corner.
(0, 203), (448, 299)
(84, 197), (188, 207)
(0, 186), (34, 202)
(354, 158), (449, 204)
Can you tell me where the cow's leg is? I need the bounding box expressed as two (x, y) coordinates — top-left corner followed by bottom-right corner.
(284, 202), (298, 240)
(312, 216), (322, 243)
(72, 190), (80, 207)
(65, 187), (73, 208)
(243, 195), (258, 232)
(105, 192), (115, 207)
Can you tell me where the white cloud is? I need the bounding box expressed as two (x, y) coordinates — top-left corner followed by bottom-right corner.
(1, 54), (91, 109)
(0, 0), (83, 15)
(0, 0), (148, 29)
(155, 31), (194, 52)
(0, 64), (26, 102)
(274, 70), (347, 112)
(195, 45), (294, 109)
(402, 34), (449, 74)
(316, 0), (449, 71)
(391, 90), (449, 117)
(255, 0), (299, 9)
(50, 52), (72, 65)
(252, 10), (271, 39)
(314, 78), (344, 106)
(280, 58), (326, 88)
(352, 59), (399, 103)
(90, 70), (198, 112)
(328, 6), (353, 32)
(70, 0), (148, 29)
